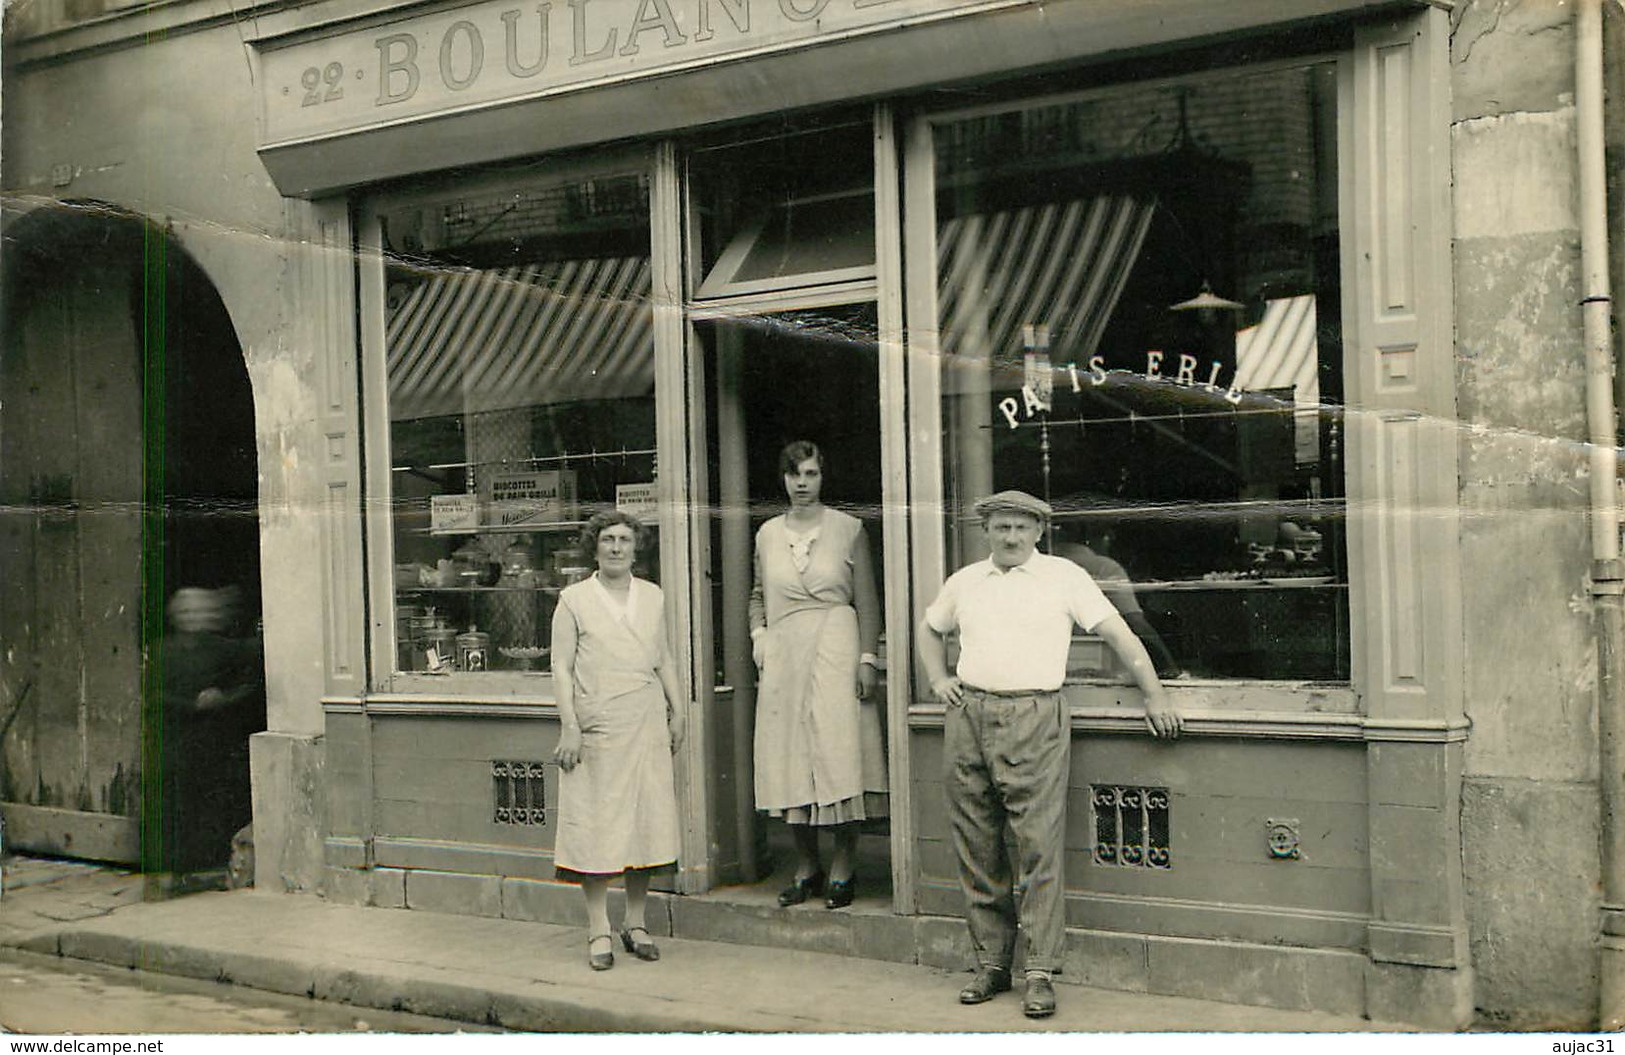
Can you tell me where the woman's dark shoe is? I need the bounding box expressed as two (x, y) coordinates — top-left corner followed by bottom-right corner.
(620, 926), (660, 962)
(587, 933), (615, 971)
(958, 966), (1013, 1004)
(824, 874), (856, 909)
(777, 870), (826, 907)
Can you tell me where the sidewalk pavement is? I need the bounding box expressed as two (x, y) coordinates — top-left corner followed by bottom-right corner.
(0, 855), (1398, 1034)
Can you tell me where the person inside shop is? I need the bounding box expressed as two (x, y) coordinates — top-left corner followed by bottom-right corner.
(1052, 520), (1183, 678)
(159, 586), (265, 885)
(917, 490), (1182, 1019)
(551, 509), (687, 970)
(751, 440), (885, 910)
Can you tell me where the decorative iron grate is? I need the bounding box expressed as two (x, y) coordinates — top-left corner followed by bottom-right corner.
(1092, 784), (1171, 869)
(492, 760), (548, 825)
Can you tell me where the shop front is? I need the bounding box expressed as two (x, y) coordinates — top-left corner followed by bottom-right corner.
(252, 0), (1465, 1025)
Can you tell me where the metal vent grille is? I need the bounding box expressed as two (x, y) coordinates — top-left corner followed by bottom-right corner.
(1091, 785), (1170, 869)
(492, 760), (548, 825)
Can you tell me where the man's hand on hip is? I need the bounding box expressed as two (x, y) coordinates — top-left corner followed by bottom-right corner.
(930, 675), (964, 707)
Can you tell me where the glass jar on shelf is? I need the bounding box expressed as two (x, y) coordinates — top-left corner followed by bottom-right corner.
(492, 537), (538, 588)
(451, 539), (499, 588)
(552, 546), (592, 587)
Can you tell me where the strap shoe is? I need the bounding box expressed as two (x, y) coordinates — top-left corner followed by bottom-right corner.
(620, 927), (660, 962)
(777, 870), (825, 907)
(824, 874), (856, 909)
(587, 933), (615, 971)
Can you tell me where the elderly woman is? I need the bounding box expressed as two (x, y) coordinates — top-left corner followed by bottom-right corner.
(552, 509), (687, 970)
(751, 440), (885, 910)
(160, 587), (264, 880)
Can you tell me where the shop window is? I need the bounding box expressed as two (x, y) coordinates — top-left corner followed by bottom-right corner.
(378, 170), (657, 680)
(934, 62), (1349, 682)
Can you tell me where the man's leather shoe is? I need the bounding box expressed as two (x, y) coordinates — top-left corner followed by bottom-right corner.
(957, 966), (1012, 1004)
(1022, 974), (1057, 1018)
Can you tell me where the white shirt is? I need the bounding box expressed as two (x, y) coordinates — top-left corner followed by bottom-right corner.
(924, 551), (1117, 692)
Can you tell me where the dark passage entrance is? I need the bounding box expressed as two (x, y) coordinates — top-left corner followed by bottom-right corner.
(0, 204), (262, 877)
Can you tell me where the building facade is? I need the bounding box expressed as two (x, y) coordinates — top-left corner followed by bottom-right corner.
(1, 0), (1618, 1030)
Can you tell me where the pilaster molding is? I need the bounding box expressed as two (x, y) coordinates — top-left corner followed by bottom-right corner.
(301, 198), (365, 699)
(1346, 13), (1472, 1006)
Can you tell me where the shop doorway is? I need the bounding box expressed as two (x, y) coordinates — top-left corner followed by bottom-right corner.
(0, 204), (263, 879)
(694, 302), (893, 905)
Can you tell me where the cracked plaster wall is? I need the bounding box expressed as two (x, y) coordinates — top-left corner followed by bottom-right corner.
(1451, 0), (1601, 1027)
(2, 21), (331, 877)
(3, 27), (328, 739)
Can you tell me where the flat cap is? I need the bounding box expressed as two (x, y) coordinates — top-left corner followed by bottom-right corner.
(972, 489), (1052, 522)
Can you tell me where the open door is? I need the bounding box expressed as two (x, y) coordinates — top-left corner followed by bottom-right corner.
(692, 302), (893, 900)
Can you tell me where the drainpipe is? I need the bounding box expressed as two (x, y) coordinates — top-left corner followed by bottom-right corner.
(1580, 0), (1625, 1031)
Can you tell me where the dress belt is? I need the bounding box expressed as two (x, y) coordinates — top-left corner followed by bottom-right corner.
(961, 684), (1059, 698)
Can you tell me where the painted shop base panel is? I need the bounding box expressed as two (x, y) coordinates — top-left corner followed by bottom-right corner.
(912, 734), (1370, 950)
(322, 709), (1392, 1017)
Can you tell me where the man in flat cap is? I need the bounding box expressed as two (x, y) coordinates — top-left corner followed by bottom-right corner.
(918, 490), (1181, 1019)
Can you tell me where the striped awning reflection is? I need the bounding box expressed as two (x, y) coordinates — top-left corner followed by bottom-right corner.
(1234, 294), (1318, 403)
(386, 256), (653, 421)
(936, 195), (1156, 375)
(1234, 294), (1320, 464)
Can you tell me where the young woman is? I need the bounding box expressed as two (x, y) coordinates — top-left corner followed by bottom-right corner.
(750, 441), (886, 909)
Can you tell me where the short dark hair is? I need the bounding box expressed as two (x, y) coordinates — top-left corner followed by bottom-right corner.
(578, 508), (648, 556)
(778, 440), (824, 477)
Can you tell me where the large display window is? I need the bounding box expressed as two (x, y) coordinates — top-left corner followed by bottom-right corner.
(364, 162), (658, 687)
(929, 60), (1350, 682)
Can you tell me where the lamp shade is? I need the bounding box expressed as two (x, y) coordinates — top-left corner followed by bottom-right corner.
(1170, 282), (1245, 313)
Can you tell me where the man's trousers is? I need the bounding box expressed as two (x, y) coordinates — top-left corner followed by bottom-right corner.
(944, 687), (1071, 975)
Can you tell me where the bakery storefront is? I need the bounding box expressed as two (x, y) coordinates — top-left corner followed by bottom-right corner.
(264, 0), (1467, 1023)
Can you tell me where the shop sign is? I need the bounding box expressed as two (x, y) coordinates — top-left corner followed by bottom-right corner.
(483, 469), (579, 527)
(996, 350), (1243, 430)
(258, 0), (1012, 146)
(430, 493), (480, 534)
(615, 481), (660, 522)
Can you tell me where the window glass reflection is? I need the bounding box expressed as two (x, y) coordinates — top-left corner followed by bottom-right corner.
(381, 171), (657, 677)
(935, 63), (1349, 681)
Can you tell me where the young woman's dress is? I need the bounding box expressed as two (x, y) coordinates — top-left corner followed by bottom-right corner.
(751, 508), (888, 825)
(551, 574), (680, 879)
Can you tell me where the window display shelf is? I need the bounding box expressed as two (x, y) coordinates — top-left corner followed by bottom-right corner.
(410, 520), (661, 537)
(1048, 498), (1346, 522)
(400, 585), (565, 594)
(415, 520), (589, 537)
(1132, 577), (1342, 591)
(389, 447), (658, 474)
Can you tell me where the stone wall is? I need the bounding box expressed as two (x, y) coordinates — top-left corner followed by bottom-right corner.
(1450, 0), (1602, 1028)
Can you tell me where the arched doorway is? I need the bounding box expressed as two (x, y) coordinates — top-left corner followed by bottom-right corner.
(0, 201), (263, 882)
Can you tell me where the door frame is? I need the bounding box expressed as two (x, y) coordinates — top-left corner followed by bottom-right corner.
(677, 104), (917, 909)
